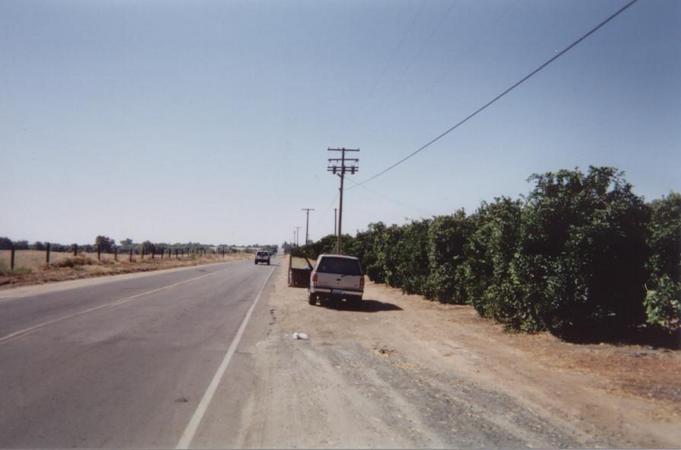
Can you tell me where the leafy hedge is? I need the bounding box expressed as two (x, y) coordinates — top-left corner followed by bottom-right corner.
(644, 193), (681, 331)
(298, 167), (680, 339)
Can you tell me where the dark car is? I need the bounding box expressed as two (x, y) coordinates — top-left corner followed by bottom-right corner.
(255, 251), (270, 265)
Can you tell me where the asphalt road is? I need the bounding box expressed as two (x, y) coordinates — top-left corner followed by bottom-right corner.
(0, 258), (277, 448)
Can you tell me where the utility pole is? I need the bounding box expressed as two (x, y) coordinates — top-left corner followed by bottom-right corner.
(301, 208), (315, 245)
(328, 147), (359, 253)
(334, 208), (337, 236)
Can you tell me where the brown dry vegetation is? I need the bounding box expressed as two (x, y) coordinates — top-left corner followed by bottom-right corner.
(0, 250), (251, 289)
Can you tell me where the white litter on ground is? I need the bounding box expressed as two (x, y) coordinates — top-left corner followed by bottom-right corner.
(292, 332), (309, 340)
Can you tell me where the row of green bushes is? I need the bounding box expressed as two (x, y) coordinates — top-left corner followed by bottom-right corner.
(296, 167), (680, 339)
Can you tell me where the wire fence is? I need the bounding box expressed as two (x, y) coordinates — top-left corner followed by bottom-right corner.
(0, 244), (243, 273)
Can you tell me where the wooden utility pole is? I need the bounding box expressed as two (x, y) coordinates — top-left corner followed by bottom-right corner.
(301, 208), (315, 245)
(328, 147), (359, 253)
(295, 226), (302, 247)
(334, 208), (337, 235)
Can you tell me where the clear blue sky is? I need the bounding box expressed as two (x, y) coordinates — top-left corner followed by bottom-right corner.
(1, 0), (679, 246)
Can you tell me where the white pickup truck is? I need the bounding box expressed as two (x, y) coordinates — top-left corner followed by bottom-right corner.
(308, 254), (364, 306)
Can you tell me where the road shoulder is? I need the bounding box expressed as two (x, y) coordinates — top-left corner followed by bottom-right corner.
(193, 262), (681, 448)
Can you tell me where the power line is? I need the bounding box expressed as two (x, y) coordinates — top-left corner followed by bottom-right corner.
(352, 1), (428, 124)
(308, 190), (339, 239)
(350, 0), (639, 189)
(345, 178), (432, 217)
(371, 1), (460, 114)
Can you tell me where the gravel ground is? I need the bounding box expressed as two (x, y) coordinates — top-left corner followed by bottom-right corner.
(196, 263), (681, 448)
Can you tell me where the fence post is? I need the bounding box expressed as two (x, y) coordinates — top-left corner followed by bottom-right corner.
(141, 247), (145, 260)
(160, 248), (164, 260)
(151, 248), (155, 260)
(73, 244), (77, 256)
(97, 244), (101, 261)
(46, 242), (51, 265)
(129, 248), (133, 262)
(10, 244), (15, 271)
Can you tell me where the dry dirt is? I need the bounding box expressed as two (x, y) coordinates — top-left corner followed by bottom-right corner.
(216, 263), (681, 448)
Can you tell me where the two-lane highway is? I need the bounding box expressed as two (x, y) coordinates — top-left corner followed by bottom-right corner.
(0, 258), (276, 448)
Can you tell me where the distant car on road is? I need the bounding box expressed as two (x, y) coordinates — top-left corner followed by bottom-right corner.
(308, 254), (364, 306)
(255, 251), (270, 265)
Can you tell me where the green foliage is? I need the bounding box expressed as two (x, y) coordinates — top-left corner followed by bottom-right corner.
(463, 198), (524, 322)
(94, 235), (115, 253)
(514, 167), (649, 337)
(644, 275), (681, 331)
(393, 219), (430, 295)
(646, 193), (681, 282)
(360, 222), (388, 283)
(297, 167), (675, 340)
(426, 211), (471, 303)
(0, 237), (12, 250)
(645, 193), (681, 331)
(381, 225), (405, 288)
(118, 238), (133, 250)
(13, 240), (29, 250)
(141, 240), (155, 253)
(292, 234), (344, 259)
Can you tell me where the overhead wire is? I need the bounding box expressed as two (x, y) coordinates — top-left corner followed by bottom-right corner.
(353, 1), (428, 123)
(345, 178), (432, 217)
(349, 0), (639, 189)
(307, 189), (339, 240)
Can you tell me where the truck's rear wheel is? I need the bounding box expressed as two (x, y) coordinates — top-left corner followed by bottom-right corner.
(308, 293), (316, 305)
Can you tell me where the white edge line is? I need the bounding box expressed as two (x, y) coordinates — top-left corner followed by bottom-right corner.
(175, 265), (276, 449)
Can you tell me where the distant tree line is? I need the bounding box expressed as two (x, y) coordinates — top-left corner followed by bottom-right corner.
(294, 167), (681, 339)
(0, 236), (278, 256)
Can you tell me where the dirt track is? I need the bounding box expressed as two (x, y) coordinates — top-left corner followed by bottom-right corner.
(195, 263), (681, 448)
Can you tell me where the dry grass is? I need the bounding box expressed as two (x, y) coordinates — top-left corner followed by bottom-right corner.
(0, 249), (78, 271)
(0, 250), (251, 289)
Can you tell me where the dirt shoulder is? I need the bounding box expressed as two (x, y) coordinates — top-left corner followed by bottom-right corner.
(0, 253), (251, 290)
(202, 264), (681, 448)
